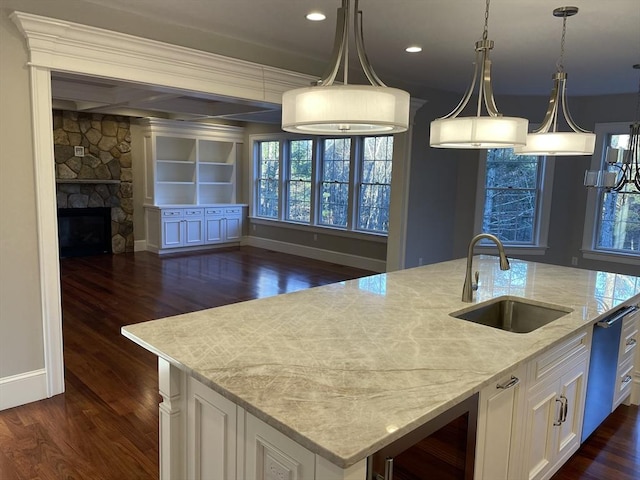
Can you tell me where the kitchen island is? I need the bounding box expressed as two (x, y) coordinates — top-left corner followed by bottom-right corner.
(122, 256), (640, 479)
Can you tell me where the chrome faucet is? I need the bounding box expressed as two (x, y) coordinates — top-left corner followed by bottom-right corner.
(462, 233), (510, 302)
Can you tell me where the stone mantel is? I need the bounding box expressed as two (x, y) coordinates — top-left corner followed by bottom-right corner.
(56, 179), (121, 184)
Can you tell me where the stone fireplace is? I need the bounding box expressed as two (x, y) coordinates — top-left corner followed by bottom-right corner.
(53, 110), (133, 254)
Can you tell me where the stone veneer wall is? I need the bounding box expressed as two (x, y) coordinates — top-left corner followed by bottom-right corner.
(53, 110), (133, 253)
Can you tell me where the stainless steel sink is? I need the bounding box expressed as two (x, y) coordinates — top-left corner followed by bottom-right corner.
(450, 296), (572, 333)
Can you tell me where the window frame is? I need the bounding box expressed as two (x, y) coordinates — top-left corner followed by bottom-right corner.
(473, 148), (555, 255)
(582, 122), (640, 266)
(250, 133), (393, 238)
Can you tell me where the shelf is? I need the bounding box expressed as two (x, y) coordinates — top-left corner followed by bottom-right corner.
(200, 181), (232, 185)
(157, 159), (196, 165)
(158, 181), (196, 185)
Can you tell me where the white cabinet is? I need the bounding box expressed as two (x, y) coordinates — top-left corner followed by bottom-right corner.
(146, 205), (243, 253)
(475, 330), (591, 480)
(159, 208), (204, 249)
(520, 330), (590, 480)
(205, 207), (242, 244)
(186, 377), (237, 480)
(243, 412), (316, 480)
(139, 118), (243, 206)
(614, 308), (639, 408)
(474, 366), (526, 480)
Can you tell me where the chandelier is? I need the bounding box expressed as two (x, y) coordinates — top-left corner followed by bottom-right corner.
(515, 6), (595, 156)
(281, 0), (410, 135)
(584, 65), (640, 193)
(429, 0), (528, 149)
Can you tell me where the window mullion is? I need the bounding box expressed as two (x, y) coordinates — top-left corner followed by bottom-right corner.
(347, 136), (358, 230)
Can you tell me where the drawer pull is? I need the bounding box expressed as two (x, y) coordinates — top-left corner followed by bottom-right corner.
(622, 375), (633, 386)
(627, 338), (637, 347)
(496, 376), (520, 390)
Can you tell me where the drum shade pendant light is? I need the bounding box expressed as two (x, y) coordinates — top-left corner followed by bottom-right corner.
(514, 7), (595, 156)
(430, 0), (528, 149)
(281, 0), (410, 135)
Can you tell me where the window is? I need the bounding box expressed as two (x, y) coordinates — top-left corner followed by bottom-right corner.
(358, 136), (393, 232)
(583, 123), (640, 263)
(320, 138), (351, 228)
(475, 148), (553, 252)
(256, 141), (279, 218)
(252, 134), (394, 235)
(286, 140), (313, 223)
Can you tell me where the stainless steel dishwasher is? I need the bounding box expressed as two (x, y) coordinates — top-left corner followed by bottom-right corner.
(581, 305), (638, 443)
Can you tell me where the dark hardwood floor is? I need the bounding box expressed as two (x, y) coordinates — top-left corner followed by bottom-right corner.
(0, 246), (638, 479)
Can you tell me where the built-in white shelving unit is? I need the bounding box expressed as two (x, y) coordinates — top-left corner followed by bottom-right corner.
(138, 119), (245, 254)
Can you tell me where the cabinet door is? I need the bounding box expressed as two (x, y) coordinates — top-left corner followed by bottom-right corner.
(244, 412), (315, 480)
(205, 216), (223, 243)
(162, 218), (183, 248)
(555, 360), (587, 462)
(523, 380), (560, 480)
(225, 215), (241, 241)
(475, 368), (525, 480)
(184, 217), (204, 246)
(187, 377), (237, 480)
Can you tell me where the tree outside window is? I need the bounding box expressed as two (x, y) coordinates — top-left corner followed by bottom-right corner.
(481, 148), (541, 244)
(257, 141), (279, 218)
(358, 136), (393, 233)
(320, 138), (351, 228)
(595, 133), (639, 254)
(286, 140), (312, 223)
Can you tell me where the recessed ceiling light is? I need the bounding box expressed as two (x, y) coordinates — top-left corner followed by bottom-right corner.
(306, 12), (326, 21)
(405, 46), (422, 53)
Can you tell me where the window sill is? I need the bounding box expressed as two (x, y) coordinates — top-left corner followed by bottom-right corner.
(474, 245), (548, 256)
(248, 217), (388, 243)
(582, 249), (640, 266)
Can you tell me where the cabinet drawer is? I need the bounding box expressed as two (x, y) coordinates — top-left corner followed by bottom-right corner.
(224, 207), (241, 215)
(206, 208), (224, 215)
(529, 330), (590, 385)
(184, 208), (203, 216)
(619, 325), (638, 366)
(613, 355), (634, 410)
(162, 209), (184, 217)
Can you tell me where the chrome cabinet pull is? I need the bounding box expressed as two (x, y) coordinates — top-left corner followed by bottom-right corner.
(554, 396), (568, 426)
(496, 376), (520, 390)
(384, 457), (394, 480)
(554, 398), (564, 426)
(627, 338), (637, 347)
(622, 375), (633, 386)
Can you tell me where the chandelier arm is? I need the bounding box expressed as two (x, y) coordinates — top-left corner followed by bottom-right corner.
(354, 3), (386, 87)
(318, 2), (349, 86)
(560, 76), (590, 133)
(481, 55), (500, 117)
(533, 77), (562, 134)
(441, 51), (481, 119)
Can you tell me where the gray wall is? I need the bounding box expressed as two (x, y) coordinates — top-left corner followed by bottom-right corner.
(0, 8), (45, 378)
(406, 91), (639, 276)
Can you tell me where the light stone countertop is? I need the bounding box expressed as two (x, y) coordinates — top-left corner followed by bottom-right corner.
(122, 256), (640, 468)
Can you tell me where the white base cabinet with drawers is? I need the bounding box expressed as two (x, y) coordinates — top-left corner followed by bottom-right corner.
(474, 329), (591, 480)
(146, 205), (243, 254)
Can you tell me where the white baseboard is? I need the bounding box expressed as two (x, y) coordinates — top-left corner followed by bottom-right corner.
(0, 369), (48, 410)
(243, 236), (385, 272)
(134, 239), (147, 252)
(631, 375), (640, 406)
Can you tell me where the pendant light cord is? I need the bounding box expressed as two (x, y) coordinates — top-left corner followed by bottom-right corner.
(556, 13), (568, 73)
(482, 0), (490, 41)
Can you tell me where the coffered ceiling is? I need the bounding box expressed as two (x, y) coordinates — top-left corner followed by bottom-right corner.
(51, 0), (640, 123)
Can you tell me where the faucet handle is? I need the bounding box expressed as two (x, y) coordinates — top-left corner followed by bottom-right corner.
(472, 271), (479, 291)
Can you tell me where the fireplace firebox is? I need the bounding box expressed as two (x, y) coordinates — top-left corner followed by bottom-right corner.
(57, 207), (112, 258)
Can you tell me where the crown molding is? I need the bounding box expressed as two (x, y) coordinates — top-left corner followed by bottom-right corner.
(10, 11), (316, 106)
